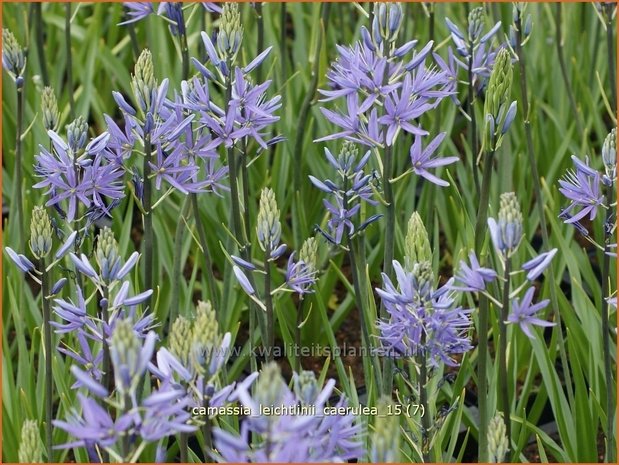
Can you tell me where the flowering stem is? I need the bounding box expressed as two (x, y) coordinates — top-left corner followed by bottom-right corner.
(143, 134), (154, 295)
(13, 84), (25, 251)
(467, 42), (481, 198)
(514, 11), (574, 414)
(264, 253), (275, 362)
(201, 394), (213, 458)
(418, 348), (430, 463)
(498, 256), (512, 451)
(101, 286), (111, 392)
(554, 4), (583, 136)
(605, 6), (616, 114)
(601, 184), (616, 463)
(255, 2), (265, 85)
(179, 432), (189, 463)
(280, 3), (287, 86)
(295, 297), (304, 372)
(34, 4), (49, 86)
(65, 3), (75, 118)
(40, 258), (53, 462)
(170, 199), (190, 331)
(474, 147), (494, 462)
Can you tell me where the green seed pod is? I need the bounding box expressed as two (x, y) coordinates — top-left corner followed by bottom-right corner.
(404, 212), (432, 271)
(41, 87), (60, 132)
(191, 300), (222, 376)
(488, 413), (509, 462)
(132, 49), (157, 112)
(293, 370), (319, 405)
(218, 3), (243, 63)
(602, 128), (617, 178)
(299, 237), (318, 272)
(18, 419), (42, 463)
(370, 397), (400, 463)
(29, 206), (53, 260)
(256, 187), (281, 253)
(170, 315), (194, 369)
(2, 28), (26, 79)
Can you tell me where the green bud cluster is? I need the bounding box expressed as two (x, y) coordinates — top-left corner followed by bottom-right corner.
(371, 397), (400, 463)
(468, 7), (485, 42)
(95, 227), (120, 281)
(299, 237), (318, 271)
(404, 212), (432, 271)
(256, 187), (281, 253)
(602, 128), (617, 178)
(132, 49), (157, 113)
(488, 413), (509, 462)
(41, 87), (60, 132)
(18, 419), (42, 463)
(411, 261), (434, 301)
(254, 362), (287, 410)
(293, 370), (318, 406)
(338, 140), (360, 177)
(66, 116), (88, 152)
(217, 3), (243, 63)
(498, 192), (523, 255)
(483, 48), (514, 150)
(170, 315), (194, 369)
(2, 28), (26, 79)
(110, 319), (141, 394)
(29, 206), (53, 260)
(191, 300), (222, 376)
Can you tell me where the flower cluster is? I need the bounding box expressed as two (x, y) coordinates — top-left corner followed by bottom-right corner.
(212, 363), (363, 462)
(310, 141), (380, 245)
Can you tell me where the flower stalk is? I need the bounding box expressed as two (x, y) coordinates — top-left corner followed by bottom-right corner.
(65, 3), (75, 118)
(498, 256), (511, 449)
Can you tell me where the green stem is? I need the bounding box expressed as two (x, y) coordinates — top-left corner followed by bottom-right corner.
(34, 4), (49, 86)
(65, 3), (75, 118)
(295, 298), (304, 372)
(499, 256), (512, 449)
(554, 4), (583, 136)
(418, 348), (430, 463)
(264, 253), (274, 362)
(602, 185), (616, 463)
(101, 286), (111, 392)
(468, 42), (481, 198)
(514, 11), (574, 418)
(41, 259), (53, 462)
(170, 198), (191, 330)
(280, 3), (287, 86)
(605, 7), (616, 114)
(143, 135), (154, 295)
(474, 148), (494, 462)
(180, 433), (188, 463)
(180, 22), (190, 82)
(13, 84), (24, 251)
(255, 2), (265, 85)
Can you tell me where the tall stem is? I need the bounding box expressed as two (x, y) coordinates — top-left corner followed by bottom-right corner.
(170, 198), (191, 330)
(65, 3), (75, 118)
(40, 259), (54, 462)
(601, 185), (616, 463)
(255, 2), (265, 85)
(468, 43), (481, 198)
(295, 298), (304, 372)
(514, 12), (574, 415)
(34, 4), (49, 86)
(264, 253), (274, 362)
(474, 148), (494, 462)
(498, 256), (512, 449)
(179, 432), (189, 463)
(418, 347), (430, 463)
(605, 7), (616, 114)
(143, 135), (154, 294)
(13, 84), (25, 251)
(554, 4), (583, 136)
(191, 194), (219, 308)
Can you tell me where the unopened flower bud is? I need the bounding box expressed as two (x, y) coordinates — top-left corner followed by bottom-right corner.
(370, 397), (400, 463)
(602, 128), (616, 179)
(95, 227), (121, 281)
(299, 237), (318, 272)
(217, 3), (243, 62)
(468, 7), (485, 42)
(41, 87), (60, 132)
(2, 28), (26, 79)
(338, 140), (360, 177)
(191, 300), (222, 376)
(488, 413), (509, 462)
(132, 49), (157, 112)
(412, 261), (434, 301)
(483, 49), (514, 148)
(255, 362), (286, 408)
(170, 315), (193, 369)
(66, 116), (88, 152)
(29, 206), (53, 259)
(372, 3), (403, 44)
(489, 192), (523, 256)
(404, 212), (432, 270)
(110, 319), (142, 394)
(18, 419), (42, 463)
(293, 370), (318, 405)
(257, 187), (281, 253)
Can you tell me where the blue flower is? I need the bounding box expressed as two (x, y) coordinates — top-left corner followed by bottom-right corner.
(507, 287), (554, 339)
